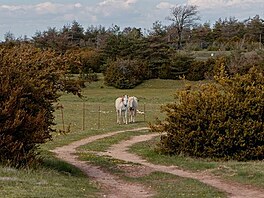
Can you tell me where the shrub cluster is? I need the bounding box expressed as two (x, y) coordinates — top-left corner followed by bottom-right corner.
(0, 44), (80, 168)
(151, 66), (264, 161)
(104, 59), (147, 89)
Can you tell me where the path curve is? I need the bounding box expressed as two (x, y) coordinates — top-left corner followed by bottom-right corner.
(52, 127), (154, 198)
(107, 134), (264, 198)
(52, 128), (264, 198)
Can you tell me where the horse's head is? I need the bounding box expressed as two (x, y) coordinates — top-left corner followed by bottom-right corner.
(128, 96), (138, 109)
(122, 95), (129, 108)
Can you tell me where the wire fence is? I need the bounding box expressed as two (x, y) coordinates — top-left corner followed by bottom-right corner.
(55, 102), (162, 131)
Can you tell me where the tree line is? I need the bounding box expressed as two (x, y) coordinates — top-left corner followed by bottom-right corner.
(3, 5), (264, 51)
(2, 5), (264, 89)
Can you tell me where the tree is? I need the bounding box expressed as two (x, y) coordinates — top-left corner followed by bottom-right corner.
(104, 58), (148, 89)
(149, 21), (167, 37)
(103, 27), (145, 61)
(69, 20), (85, 45)
(166, 4), (200, 49)
(33, 27), (69, 52)
(0, 43), (81, 168)
(244, 15), (264, 49)
(190, 22), (213, 49)
(4, 31), (16, 42)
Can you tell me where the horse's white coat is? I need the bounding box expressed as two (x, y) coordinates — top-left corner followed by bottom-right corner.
(128, 96), (138, 123)
(115, 95), (129, 124)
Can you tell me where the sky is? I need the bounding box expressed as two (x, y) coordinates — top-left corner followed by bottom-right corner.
(0, 0), (264, 41)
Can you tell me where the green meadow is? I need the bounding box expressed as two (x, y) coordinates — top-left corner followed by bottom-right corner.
(1, 76), (263, 198)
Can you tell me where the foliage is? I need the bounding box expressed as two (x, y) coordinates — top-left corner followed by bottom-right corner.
(103, 29), (145, 61)
(228, 50), (264, 75)
(0, 43), (81, 168)
(203, 51), (264, 79)
(65, 48), (103, 74)
(151, 66), (264, 161)
(168, 52), (195, 79)
(186, 60), (207, 81)
(104, 58), (147, 89)
(143, 37), (173, 79)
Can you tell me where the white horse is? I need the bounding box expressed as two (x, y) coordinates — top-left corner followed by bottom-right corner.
(115, 95), (129, 124)
(128, 96), (138, 123)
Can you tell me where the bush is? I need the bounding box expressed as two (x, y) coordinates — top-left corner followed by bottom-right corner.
(228, 51), (264, 75)
(186, 60), (207, 81)
(65, 48), (103, 74)
(168, 53), (194, 80)
(0, 43), (81, 168)
(104, 59), (147, 89)
(151, 66), (264, 161)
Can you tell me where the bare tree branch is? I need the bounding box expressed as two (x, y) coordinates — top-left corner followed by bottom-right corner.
(166, 5), (200, 49)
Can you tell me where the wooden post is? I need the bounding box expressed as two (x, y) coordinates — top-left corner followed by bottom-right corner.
(144, 103), (146, 122)
(98, 105), (101, 129)
(82, 102), (85, 131)
(56, 104), (65, 131)
(61, 107), (65, 131)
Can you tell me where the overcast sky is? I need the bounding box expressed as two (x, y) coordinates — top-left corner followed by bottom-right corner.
(0, 0), (264, 41)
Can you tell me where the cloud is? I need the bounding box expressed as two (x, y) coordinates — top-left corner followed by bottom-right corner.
(74, 3), (82, 8)
(156, 2), (174, 10)
(35, 2), (58, 14)
(0, 5), (21, 11)
(185, 0), (264, 23)
(98, 0), (138, 9)
(95, 0), (139, 19)
(0, 2), (83, 15)
(187, 0), (264, 10)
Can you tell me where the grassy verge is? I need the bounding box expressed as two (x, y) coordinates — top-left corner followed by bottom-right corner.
(130, 137), (264, 189)
(0, 158), (100, 198)
(129, 172), (225, 198)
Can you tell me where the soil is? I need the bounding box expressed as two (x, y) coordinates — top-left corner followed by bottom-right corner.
(51, 127), (264, 198)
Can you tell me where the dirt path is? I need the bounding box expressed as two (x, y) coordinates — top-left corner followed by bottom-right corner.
(52, 128), (154, 198)
(52, 128), (264, 198)
(107, 133), (264, 198)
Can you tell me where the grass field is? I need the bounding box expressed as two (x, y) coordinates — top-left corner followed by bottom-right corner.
(1, 75), (263, 197)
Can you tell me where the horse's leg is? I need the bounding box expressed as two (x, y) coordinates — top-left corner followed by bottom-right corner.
(120, 110), (123, 124)
(124, 110), (128, 124)
(121, 110), (125, 124)
(128, 110), (131, 123)
(133, 109), (136, 122)
(117, 110), (120, 124)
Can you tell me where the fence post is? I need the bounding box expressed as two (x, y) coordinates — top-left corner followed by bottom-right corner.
(56, 104), (65, 131)
(61, 106), (65, 131)
(82, 102), (85, 131)
(144, 103), (146, 122)
(98, 105), (101, 129)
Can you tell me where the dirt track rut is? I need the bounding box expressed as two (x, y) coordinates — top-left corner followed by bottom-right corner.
(52, 128), (264, 198)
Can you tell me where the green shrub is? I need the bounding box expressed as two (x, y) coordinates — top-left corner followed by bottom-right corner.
(151, 66), (264, 161)
(0, 44), (80, 168)
(65, 48), (103, 74)
(169, 53), (195, 80)
(186, 60), (207, 81)
(104, 58), (147, 89)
